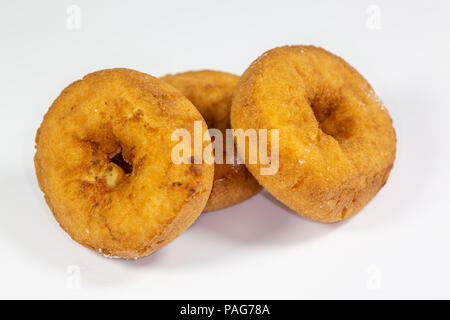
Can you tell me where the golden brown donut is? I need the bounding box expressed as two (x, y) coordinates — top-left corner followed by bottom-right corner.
(231, 46), (396, 222)
(161, 70), (262, 212)
(34, 68), (214, 258)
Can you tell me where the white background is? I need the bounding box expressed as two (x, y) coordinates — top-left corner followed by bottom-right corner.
(1, 0), (449, 299)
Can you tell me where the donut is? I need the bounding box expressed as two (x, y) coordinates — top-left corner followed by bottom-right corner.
(34, 68), (214, 258)
(161, 70), (262, 212)
(231, 46), (396, 222)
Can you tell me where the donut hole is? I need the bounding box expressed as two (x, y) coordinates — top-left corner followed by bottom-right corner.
(309, 95), (355, 143)
(110, 152), (133, 174)
(84, 138), (135, 190)
(310, 98), (337, 136)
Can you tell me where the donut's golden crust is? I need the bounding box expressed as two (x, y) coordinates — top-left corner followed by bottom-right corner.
(35, 68), (214, 258)
(161, 70), (261, 211)
(231, 46), (396, 222)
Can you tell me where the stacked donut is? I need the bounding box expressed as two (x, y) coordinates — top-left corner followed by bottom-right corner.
(35, 46), (396, 259)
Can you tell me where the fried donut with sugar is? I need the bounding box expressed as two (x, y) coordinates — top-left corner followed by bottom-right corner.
(35, 68), (214, 258)
(231, 46), (396, 222)
(162, 70), (261, 211)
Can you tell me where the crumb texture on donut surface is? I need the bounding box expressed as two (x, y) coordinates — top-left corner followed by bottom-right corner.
(231, 46), (396, 222)
(35, 68), (214, 258)
(161, 70), (261, 212)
